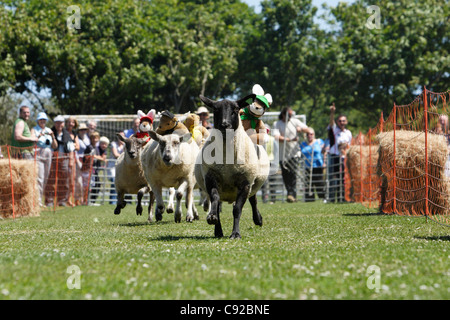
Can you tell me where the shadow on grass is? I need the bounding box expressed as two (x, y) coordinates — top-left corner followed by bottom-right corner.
(115, 221), (172, 227)
(415, 235), (450, 241)
(343, 212), (386, 217)
(150, 235), (216, 242)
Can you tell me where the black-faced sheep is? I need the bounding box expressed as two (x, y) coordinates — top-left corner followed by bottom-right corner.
(114, 134), (155, 222)
(141, 130), (199, 222)
(194, 95), (270, 239)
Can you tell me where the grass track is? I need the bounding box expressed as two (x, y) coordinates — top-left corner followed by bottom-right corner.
(0, 201), (449, 300)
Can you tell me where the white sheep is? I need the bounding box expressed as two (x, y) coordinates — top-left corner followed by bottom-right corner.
(141, 130), (199, 222)
(194, 95), (270, 239)
(114, 134), (155, 222)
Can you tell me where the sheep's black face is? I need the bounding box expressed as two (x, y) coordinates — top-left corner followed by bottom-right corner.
(199, 94), (256, 136)
(213, 100), (241, 134)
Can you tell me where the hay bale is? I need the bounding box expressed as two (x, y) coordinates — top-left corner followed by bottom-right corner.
(377, 130), (449, 216)
(346, 145), (379, 202)
(0, 159), (40, 218)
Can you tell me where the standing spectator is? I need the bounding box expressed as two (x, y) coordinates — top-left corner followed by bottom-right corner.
(76, 123), (89, 204)
(44, 115), (75, 207)
(81, 131), (100, 204)
(260, 124), (279, 204)
(30, 112), (58, 206)
(11, 105), (38, 159)
(88, 120), (99, 147)
(108, 135), (125, 204)
(300, 128), (326, 202)
(327, 105), (352, 203)
(65, 116), (81, 206)
(196, 106), (213, 130)
(84, 134), (109, 204)
(123, 117), (140, 138)
(273, 107), (310, 203)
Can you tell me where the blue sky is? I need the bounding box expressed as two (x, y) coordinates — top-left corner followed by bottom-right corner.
(243, 0), (346, 28)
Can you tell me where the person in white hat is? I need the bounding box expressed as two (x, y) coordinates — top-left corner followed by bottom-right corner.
(196, 106), (213, 130)
(31, 112), (58, 206)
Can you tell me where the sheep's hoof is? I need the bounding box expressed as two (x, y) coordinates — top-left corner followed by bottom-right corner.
(214, 226), (223, 238)
(136, 205), (143, 216)
(207, 213), (218, 225)
(229, 232), (241, 240)
(253, 212), (263, 226)
(175, 214), (181, 223)
(186, 215), (194, 223)
(166, 207), (174, 214)
(114, 207), (121, 215)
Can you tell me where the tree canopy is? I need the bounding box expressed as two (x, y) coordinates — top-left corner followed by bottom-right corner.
(0, 0), (448, 143)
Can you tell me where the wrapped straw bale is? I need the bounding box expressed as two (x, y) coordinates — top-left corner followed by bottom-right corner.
(346, 145), (379, 202)
(377, 130), (449, 216)
(0, 159), (40, 218)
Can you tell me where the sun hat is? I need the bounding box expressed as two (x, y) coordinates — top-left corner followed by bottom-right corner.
(53, 115), (65, 122)
(78, 123), (88, 130)
(196, 106), (209, 115)
(36, 112), (49, 121)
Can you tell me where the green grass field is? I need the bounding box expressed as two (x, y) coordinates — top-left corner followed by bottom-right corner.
(0, 201), (449, 300)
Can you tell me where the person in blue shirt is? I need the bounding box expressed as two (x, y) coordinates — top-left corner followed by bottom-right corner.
(300, 128), (326, 202)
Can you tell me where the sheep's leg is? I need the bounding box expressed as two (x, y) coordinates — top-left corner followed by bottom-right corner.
(167, 187), (175, 214)
(148, 189), (155, 222)
(184, 184), (195, 222)
(201, 190), (210, 212)
(249, 194), (263, 226)
(136, 187), (147, 216)
(153, 187), (165, 222)
(114, 191), (126, 215)
(175, 181), (188, 223)
(205, 173), (223, 238)
(230, 181), (250, 239)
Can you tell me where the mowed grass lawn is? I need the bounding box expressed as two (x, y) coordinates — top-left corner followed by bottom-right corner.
(0, 200), (449, 300)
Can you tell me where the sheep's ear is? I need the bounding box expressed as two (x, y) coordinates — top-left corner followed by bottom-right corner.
(148, 130), (160, 142)
(116, 133), (126, 143)
(199, 95), (216, 110)
(237, 94), (256, 109)
(252, 84), (264, 96)
(181, 132), (192, 143)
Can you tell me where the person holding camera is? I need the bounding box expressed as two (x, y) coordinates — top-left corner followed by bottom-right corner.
(44, 115), (75, 207)
(31, 112), (58, 206)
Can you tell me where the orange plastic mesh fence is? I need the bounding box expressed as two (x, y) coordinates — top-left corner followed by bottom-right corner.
(0, 145), (94, 218)
(345, 88), (450, 226)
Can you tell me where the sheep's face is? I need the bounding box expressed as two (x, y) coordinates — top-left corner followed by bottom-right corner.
(116, 133), (143, 159)
(199, 94), (256, 136)
(149, 131), (191, 166)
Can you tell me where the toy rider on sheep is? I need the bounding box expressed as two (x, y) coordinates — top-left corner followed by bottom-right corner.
(133, 109), (156, 144)
(240, 84), (273, 145)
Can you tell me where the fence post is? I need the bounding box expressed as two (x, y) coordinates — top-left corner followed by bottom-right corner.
(359, 131), (363, 203)
(424, 87), (429, 217)
(7, 146), (16, 219)
(393, 104), (397, 214)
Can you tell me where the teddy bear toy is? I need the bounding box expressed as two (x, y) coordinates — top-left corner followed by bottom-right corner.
(134, 109), (156, 143)
(182, 112), (210, 147)
(240, 84), (273, 145)
(155, 110), (190, 136)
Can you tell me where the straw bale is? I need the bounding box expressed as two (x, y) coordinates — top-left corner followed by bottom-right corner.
(377, 130), (449, 215)
(346, 145), (379, 202)
(0, 159), (40, 218)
